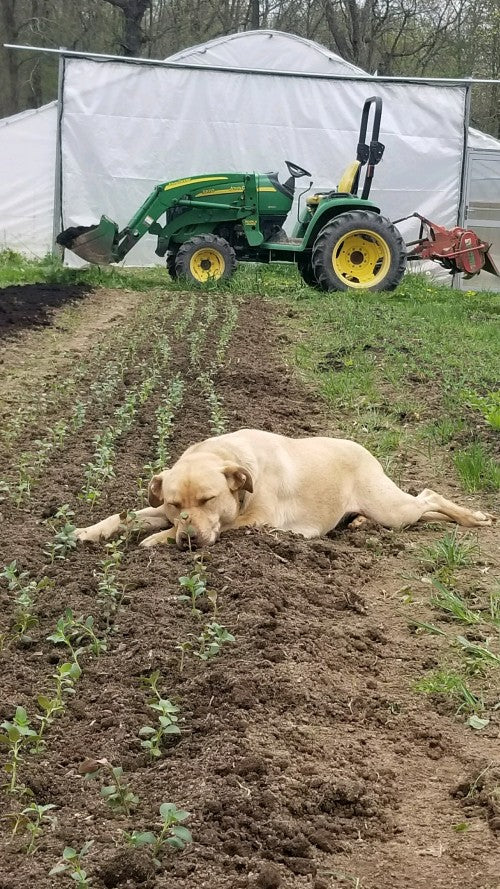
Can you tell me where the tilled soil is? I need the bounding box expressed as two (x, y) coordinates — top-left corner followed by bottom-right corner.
(0, 290), (498, 889)
(0, 283), (91, 337)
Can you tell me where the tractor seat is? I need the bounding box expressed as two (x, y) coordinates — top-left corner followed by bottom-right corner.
(337, 160), (361, 194)
(306, 160), (362, 208)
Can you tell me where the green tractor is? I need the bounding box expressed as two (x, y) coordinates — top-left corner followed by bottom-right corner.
(57, 96), (497, 290)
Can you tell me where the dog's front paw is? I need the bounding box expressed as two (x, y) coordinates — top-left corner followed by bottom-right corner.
(139, 530), (176, 548)
(74, 527), (99, 543)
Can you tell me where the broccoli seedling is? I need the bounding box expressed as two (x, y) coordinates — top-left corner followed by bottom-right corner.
(194, 622), (235, 661)
(43, 508), (78, 563)
(123, 802), (192, 862)
(86, 760), (139, 815)
(47, 609), (106, 662)
(10, 802), (57, 854)
(0, 706), (38, 794)
(35, 661), (82, 747)
(49, 841), (94, 886)
(139, 672), (181, 758)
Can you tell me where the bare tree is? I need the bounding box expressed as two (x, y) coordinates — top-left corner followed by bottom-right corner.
(1, 0), (21, 115)
(101, 0), (151, 55)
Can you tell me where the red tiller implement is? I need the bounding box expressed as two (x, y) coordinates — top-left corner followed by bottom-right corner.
(397, 212), (500, 279)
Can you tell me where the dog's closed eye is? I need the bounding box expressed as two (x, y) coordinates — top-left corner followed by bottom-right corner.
(197, 495), (216, 505)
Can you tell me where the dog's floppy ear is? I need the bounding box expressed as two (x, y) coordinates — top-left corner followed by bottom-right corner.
(223, 464), (253, 493)
(148, 474), (164, 507)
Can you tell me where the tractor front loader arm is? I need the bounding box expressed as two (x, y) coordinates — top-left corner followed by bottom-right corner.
(57, 174), (260, 265)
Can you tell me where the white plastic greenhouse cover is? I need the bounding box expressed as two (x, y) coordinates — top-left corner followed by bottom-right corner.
(59, 50), (467, 266)
(167, 29), (366, 75)
(0, 101), (57, 255)
(1, 29), (499, 283)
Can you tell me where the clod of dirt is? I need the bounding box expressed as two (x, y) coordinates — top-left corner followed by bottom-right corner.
(254, 862), (282, 888)
(286, 858), (317, 876)
(453, 764), (500, 832)
(98, 848), (155, 887)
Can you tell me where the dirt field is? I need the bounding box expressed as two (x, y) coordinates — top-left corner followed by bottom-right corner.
(0, 283), (498, 889)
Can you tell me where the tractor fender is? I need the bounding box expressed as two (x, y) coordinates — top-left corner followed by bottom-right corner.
(300, 198), (380, 250)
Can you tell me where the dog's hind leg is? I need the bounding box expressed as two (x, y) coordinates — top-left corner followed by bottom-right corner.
(415, 489), (494, 528)
(75, 506), (169, 543)
(358, 479), (493, 530)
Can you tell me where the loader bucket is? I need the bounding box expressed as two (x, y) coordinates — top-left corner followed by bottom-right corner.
(56, 216), (118, 264)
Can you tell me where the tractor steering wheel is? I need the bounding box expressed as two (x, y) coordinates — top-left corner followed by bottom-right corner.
(285, 161), (311, 179)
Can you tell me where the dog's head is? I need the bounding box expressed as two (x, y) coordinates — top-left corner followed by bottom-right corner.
(148, 453), (253, 548)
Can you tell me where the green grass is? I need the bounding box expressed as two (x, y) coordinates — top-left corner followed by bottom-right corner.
(0, 249), (170, 291)
(453, 444), (500, 492)
(414, 668), (483, 715)
(430, 579), (482, 625)
(418, 530), (479, 575)
(266, 269), (499, 494)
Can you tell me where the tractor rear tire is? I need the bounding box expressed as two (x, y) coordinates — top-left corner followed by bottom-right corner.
(175, 234), (236, 284)
(312, 211), (406, 292)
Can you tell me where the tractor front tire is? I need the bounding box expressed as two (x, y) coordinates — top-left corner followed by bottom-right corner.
(312, 211), (406, 292)
(297, 255), (320, 289)
(166, 250), (178, 280)
(175, 235), (236, 285)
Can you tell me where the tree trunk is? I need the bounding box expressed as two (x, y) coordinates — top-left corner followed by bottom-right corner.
(1, 0), (20, 115)
(102, 0), (152, 56)
(248, 0), (260, 29)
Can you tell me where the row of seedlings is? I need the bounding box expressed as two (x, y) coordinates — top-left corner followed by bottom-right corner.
(0, 290), (181, 505)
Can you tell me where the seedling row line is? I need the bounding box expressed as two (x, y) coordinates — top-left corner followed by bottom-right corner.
(0, 294), (182, 504)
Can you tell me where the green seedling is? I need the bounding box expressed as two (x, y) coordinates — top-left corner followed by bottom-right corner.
(86, 760), (139, 815)
(95, 537), (125, 623)
(49, 841), (94, 886)
(47, 609), (106, 662)
(9, 802), (57, 853)
(44, 506), (78, 563)
(175, 639), (193, 675)
(193, 622), (235, 661)
(0, 706), (38, 794)
(36, 661), (82, 747)
(197, 370), (227, 435)
(123, 802), (192, 862)
(177, 568), (207, 615)
(143, 374), (184, 478)
(1, 562), (52, 640)
(0, 561), (30, 590)
(489, 588), (500, 625)
(139, 671), (181, 758)
(430, 579), (481, 625)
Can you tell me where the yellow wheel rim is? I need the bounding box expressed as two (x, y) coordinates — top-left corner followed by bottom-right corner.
(189, 247), (225, 282)
(331, 229), (391, 288)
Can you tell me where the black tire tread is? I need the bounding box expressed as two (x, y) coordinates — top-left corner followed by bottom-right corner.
(175, 234), (237, 283)
(312, 211), (406, 293)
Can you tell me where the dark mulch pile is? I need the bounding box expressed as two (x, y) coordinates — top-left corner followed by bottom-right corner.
(0, 283), (91, 337)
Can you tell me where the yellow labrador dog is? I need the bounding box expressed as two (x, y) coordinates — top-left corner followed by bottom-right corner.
(74, 428), (494, 549)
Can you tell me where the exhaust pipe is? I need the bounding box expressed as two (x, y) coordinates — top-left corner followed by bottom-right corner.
(56, 216), (119, 264)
